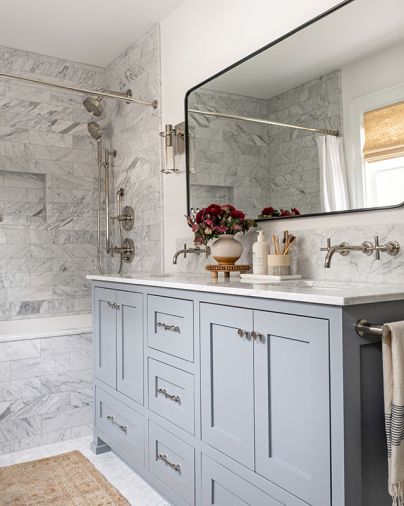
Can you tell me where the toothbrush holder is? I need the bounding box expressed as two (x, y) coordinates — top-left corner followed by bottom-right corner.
(267, 254), (291, 276)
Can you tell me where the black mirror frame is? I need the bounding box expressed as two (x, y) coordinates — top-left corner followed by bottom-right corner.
(184, 0), (404, 221)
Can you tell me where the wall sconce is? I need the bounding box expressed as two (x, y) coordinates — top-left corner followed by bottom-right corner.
(159, 123), (185, 174)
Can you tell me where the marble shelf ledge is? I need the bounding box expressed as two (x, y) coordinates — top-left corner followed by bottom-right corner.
(0, 314), (92, 343)
(86, 273), (404, 307)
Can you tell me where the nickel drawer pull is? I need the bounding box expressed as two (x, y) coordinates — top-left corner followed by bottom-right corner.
(157, 453), (181, 472)
(106, 415), (127, 433)
(157, 322), (180, 333)
(107, 302), (120, 310)
(157, 388), (181, 403)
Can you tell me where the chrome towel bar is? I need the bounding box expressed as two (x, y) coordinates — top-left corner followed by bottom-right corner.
(355, 319), (384, 337)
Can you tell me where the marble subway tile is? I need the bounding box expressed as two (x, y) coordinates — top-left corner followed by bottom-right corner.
(0, 361), (10, 382)
(0, 377), (43, 402)
(0, 401), (11, 421)
(12, 428), (71, 452)
(11, 392), (72, 418)
(42, 406), (92, 432)
(41, 369), (92, 394)
(10, 355), (71, 380)
(0, 340), (40, 362)
(70, 424), (92, 438)
(70, 388), (92, 409)
(0, 416), (41, 444)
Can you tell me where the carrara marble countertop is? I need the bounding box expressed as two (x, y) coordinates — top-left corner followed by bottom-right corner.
(87, 273), (404, 306)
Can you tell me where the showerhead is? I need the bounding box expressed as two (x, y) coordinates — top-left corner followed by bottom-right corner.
(87, 121), (102, 141)
(83, 95), (103, 116)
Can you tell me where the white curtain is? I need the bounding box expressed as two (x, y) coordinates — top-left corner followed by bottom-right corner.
(316, 135), (350, 212)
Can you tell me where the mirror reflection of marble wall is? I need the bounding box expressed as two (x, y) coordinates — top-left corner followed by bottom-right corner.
(187, 0), (404, 220)
(189, 71), (342, 217)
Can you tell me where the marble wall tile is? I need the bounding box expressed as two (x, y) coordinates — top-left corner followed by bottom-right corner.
(174, 222), (404, 287)
(42, 406), (92, 432)
(0, 332), (92, 454)
(103, 25), (163, 275)
(2, 27), (164, 317)
(10, 355), (71, 380)
(0, 339), (40, 361)
(0, 46), (102, 320)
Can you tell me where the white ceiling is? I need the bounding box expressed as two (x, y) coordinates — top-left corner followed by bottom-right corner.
(0, 0), (187, 67)
(205, 0), (404, 99)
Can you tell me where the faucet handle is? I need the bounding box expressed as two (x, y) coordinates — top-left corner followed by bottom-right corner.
(374, 235), (380, 260)
(320, 238), (332, 252)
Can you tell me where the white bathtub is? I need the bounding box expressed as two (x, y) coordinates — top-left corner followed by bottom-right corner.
(0, 314), (92, 343)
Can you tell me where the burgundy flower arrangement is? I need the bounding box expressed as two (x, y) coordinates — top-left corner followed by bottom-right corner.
(187, 204), (256, 246)
(258, 206), (301, 218)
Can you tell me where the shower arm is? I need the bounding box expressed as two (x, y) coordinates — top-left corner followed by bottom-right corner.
(0, 72), (158, 109)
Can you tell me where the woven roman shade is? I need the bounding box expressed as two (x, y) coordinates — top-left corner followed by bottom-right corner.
(363, 101), (404, 162)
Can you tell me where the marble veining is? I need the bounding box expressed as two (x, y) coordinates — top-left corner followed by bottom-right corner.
(103, 25), (163, 275)
(0, 331), (92, 453)
(0, 25), (163, 319)
(86, 272), (404, 306)
(0, 45), (103, 321)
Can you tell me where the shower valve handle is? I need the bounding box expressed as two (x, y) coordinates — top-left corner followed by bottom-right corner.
(111, 214), (131, 222)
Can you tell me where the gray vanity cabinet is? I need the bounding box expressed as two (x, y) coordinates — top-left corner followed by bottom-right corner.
(200, 303), (255, 469)
(94, 287), (143, 404)
(200, 303), (331, 505)
(94, 287), (117, 389)
(91, 280), (396, 506)
(254, 310), (331, 506)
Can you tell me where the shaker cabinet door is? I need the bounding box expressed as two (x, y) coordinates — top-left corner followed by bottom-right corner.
(94, 287), (117, 389)
(254, 310), (331, 506)
(116, 291), (144, 405)
(200, 303), (255, 470)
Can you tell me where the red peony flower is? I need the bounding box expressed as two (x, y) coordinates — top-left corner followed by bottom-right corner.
(291, 208), (301, 215)
(279, 209), (292, 217)
(195, 209), (204, 223)
(230, 209), (245, 219)
(261, 207), (276, 216)
(206, 204), (222, 216)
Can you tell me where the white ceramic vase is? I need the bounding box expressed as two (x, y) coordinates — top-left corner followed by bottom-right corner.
(211, 235), (243, 265)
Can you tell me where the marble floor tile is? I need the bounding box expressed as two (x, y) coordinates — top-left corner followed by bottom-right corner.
(0, 435), (169, 506)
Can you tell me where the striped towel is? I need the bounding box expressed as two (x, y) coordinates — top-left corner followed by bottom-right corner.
(383, 322), (404, 506)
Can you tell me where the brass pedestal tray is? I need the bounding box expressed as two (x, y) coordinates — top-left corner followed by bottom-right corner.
(206, 264), (251, 279)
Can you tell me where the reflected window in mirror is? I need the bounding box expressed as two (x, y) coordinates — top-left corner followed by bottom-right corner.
(363, 101), (404, 207)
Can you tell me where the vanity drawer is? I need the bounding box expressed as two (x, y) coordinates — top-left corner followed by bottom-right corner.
(148, 421), (195, 505)
(147, 295), (194, 361)
(148, 358), (195, 434)
(95, 387), (144, 467)
(202, 455), (285, 506)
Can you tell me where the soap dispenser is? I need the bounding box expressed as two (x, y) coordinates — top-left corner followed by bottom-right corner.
(252, 230), (269, 275)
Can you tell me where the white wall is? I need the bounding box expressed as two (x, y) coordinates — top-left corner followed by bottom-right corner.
(160, 0), (404, 271)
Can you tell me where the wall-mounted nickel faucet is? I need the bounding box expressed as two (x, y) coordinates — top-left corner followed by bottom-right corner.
(320, 236), (400, 268)
(173, 243), (211, 265)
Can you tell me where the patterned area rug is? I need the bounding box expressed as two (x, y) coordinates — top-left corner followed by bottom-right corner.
(0, 450), (130, 505)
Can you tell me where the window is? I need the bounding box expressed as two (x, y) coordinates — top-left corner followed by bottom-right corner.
(365, 156), (404, 207)
(363, 100), (404, 207)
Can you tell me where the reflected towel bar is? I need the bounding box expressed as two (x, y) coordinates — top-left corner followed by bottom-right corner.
(355, 319), (384, 337)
